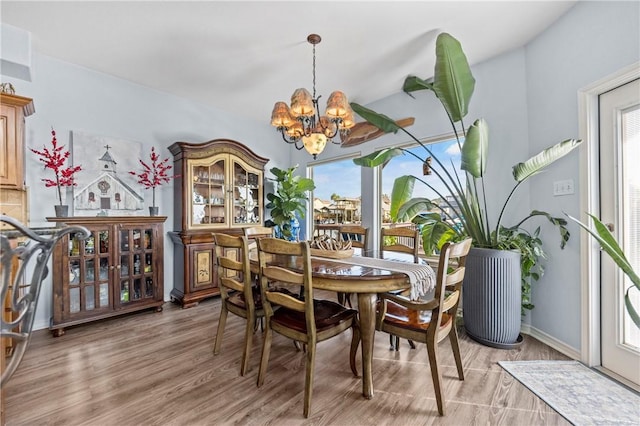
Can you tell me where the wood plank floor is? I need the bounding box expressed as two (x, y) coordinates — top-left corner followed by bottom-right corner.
(4, 292), (571, 425)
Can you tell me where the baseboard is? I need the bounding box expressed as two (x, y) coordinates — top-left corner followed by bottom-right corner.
(521, 324), (581, 360)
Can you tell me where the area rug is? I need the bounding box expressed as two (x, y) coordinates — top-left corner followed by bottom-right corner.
(499, 360), (639, 425)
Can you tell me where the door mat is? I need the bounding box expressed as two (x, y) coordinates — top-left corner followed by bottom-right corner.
(499, 360), (639, 425)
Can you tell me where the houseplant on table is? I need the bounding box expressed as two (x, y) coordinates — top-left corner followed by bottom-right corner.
(351, 33), (581, 348)
(129, 147), (177, 216)
(266, 165), (315, 241)
(30, 128), (82, 217)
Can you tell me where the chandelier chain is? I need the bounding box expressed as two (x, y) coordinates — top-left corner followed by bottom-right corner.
(312, 43), (317, 99)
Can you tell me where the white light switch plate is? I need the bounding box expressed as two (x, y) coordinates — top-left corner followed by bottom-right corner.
(553, 179), (575, 196)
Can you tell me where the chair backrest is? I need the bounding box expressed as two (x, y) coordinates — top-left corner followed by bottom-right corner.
(243, 226), (274, 250)
(432, 238), (472, 331)
(339, 225), (369, 250)
(380, 226), (420, 263)
(243, 226), (274, 240)
(1, 215), (90, 386)
(212, 232), (253, 305)
(256, 238), (315, 338)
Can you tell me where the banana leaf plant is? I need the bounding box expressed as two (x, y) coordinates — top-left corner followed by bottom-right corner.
(567, 214), (640, 328)
(351, 33), (582, 311)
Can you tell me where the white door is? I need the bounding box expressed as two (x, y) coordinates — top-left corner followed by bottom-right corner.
(599, 78), (640, 385)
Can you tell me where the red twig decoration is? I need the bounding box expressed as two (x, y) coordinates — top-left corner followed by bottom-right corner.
(30, 128), (82, 205)
(129, 147), (177, 208)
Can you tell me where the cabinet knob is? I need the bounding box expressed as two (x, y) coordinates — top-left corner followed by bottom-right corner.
(116, 264), (121, 269)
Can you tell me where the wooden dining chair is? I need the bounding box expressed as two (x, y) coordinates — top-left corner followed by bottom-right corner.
(336, 224), (369, 307)
(375, 238), (472, 416)
(243, 225), (274, 247)
(212, 232), (264, 376)
(380, 226), (421, 349)
(256, 237), (360, 418)
(380, 226), (420, 263)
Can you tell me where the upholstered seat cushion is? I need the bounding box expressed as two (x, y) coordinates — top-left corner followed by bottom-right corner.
(380, 299), (451, 332)
(272, 299), (358, 333)
(227, 286), (263, 310)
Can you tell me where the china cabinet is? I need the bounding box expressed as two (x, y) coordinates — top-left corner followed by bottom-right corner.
(47, 216), (166, 336)
(168, 139), (268, 307)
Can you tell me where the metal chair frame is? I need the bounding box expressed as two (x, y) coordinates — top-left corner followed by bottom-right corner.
(1, 215), (89, 386)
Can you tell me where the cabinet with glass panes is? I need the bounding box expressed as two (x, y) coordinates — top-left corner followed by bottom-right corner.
(48, 216), (166, 336)
(168, 139), (268, 307)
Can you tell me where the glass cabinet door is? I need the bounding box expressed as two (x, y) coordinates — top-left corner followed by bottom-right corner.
(117, 226), (157, 306)
(189, 156), (227, 228)
(67, 227), (111, 315)
(232, 158), (262, 226)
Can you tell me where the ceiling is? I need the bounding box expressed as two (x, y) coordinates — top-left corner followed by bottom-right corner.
(1, 1), (577, 124)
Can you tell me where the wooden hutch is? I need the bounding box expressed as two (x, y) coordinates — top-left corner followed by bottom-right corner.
(168, 139), (268, 308)
(1, 92), (35, 425)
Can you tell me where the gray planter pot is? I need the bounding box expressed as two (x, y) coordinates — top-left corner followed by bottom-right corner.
(462, 247), (524, 349)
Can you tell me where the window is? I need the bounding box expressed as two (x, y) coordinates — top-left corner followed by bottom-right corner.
(381, 138), (462, 225)
(308, 156), (362, 238)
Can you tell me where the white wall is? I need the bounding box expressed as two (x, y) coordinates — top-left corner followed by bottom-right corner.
(2, 52), (285, 330)
(525, 0), (640, 349)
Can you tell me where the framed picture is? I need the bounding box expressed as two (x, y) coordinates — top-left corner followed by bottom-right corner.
(71, 131), (145, 216)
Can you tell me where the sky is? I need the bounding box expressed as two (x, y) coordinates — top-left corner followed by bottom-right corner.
(311, 139), (462, 201)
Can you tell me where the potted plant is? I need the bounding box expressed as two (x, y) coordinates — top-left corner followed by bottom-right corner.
(30, 128), (82, 217)
(266, 165), (315, 241)
(129, 146), (177, 216)
(350, 33), (581, 348)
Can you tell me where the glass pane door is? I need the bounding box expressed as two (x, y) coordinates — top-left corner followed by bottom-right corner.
(600, 78), (640, 385)
(232, 159), (261, 225)
(68, 227), (111, 315)
(190, 157), (227, 227)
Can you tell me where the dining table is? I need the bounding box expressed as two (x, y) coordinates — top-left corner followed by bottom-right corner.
(249, 247), (435, 399)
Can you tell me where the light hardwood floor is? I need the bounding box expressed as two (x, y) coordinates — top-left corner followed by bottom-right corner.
(4, 292), (571, 425)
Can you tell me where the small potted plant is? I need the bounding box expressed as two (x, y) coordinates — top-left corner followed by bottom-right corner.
(266, 165), (315, 240)
(129, 147), (177, 216)
(30, 128), (82, 217)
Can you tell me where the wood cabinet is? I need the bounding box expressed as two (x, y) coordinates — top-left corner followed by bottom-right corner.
(168, 139), (268, 307)
(47, 216), (166, 336)
(1, 93), (34, 191)
(1, 94), (33, 422)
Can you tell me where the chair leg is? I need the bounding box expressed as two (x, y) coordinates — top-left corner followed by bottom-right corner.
(240, 313), (254, 376)
(389, 334), (400, 351)
(213, 304), (228, 355)
(408, 339), (416, 349)
(449, 326), (465, 380)
(349, 323), (360, 377)
(303, 341), (316, 418)
(426, 341), (445, 416)
(257, 325), (273, 387)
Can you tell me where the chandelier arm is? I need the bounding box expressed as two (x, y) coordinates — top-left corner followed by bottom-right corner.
(278, 128), (305, 150)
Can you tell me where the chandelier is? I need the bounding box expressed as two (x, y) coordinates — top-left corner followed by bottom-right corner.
(270, 34), (355, 159)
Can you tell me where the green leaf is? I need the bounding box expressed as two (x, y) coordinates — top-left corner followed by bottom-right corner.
(353, 148), (404, 168)
(512, 139), (582, 182)
(432, 33), (475, 123)
(350, 103), (402, 134)
(403, 75), (434, 94)
(397, 197), (438, 223)
(625, 288), (640, 329)
(390, 176), (415, 221)
(461, 119), (489, 178)
(567, 213), (639, 290)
